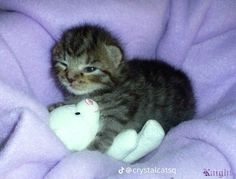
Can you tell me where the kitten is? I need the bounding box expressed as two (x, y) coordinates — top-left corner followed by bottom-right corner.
(51, 25), (195, 152)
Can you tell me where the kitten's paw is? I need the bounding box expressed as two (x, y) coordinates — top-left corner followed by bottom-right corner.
(87, 137), (111, 153)
(48, 102), (66, 112)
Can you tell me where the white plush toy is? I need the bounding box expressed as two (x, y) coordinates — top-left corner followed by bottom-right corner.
(49, 99), (165, 163)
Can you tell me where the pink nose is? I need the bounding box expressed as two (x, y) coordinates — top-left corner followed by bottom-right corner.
(67, 78), (75, 83)
(66, 71), (80, 83)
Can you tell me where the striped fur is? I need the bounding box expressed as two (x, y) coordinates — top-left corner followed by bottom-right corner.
(51, 25), (196, 152)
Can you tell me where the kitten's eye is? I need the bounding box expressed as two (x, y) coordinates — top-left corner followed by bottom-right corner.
(56, 61), (68, 68)
(83, 66), (97, 73)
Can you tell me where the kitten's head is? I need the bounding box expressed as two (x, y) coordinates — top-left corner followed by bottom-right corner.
(52, 25), (126, 95)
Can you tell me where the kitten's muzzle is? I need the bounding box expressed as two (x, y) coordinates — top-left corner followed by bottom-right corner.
(66, 71), (83, 83)
(71, 80), (84, 87)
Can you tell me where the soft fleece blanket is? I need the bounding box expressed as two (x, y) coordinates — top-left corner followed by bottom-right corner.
(0, 0), (236, 178)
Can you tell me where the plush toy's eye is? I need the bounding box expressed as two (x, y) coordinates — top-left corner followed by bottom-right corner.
(75, 112), (80, 115)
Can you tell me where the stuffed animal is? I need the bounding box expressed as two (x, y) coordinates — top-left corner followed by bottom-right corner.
(49, 99), (165, 163)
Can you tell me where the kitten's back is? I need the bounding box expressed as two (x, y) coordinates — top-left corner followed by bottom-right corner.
(127, 59), (195, 131)
(127, 59), (191, 87)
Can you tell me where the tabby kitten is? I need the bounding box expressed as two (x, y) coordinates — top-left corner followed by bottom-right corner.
(51, 25), (195, 152)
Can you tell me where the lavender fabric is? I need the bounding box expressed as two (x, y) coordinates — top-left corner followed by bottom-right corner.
(0, 0), (236, 178)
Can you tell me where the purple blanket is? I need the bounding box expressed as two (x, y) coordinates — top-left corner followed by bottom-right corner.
(0, 0), (236, 178)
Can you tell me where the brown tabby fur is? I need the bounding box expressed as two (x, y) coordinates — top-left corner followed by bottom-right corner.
(50, 25), (196, 152)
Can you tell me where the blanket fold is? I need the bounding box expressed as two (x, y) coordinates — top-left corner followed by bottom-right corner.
(0, 0), (236, 178)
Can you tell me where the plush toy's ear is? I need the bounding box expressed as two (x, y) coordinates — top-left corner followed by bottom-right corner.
(76, 99), (99, 114)
(85, 99), (94, 105)
(104, 45), (122, 68)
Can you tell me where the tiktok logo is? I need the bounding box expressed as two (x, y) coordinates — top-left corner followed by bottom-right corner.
(118, 167), (125, 174)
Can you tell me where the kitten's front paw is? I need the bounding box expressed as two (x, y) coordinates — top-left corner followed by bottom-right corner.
(48, 102), (66, 112)
(87, 136), (112, 153)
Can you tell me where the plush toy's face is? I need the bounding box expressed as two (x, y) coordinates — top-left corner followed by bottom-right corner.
(49, 99), (165, 163)
(49, 99), (100, 151)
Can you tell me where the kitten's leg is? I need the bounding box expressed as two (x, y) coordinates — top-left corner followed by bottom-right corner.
(87, 94), (135, 152)
(48, 95), (84, 112)
(87, 118), (126, 153)
(48, 102), (66, 112)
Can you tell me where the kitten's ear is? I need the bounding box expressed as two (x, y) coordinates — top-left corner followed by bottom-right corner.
(52, 42), (63, 61)
(105, 45), (122, 68)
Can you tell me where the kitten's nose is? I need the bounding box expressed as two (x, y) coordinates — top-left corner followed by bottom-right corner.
(66, 71), (83, 84)
(66, 71), (77, 83)
(67, 77), (75, 83)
